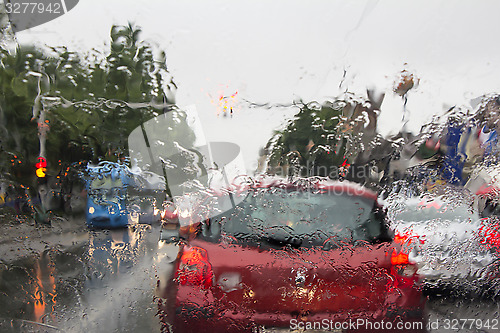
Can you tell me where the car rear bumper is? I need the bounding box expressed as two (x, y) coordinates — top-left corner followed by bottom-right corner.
(160, 301), (426, 333)
(169, 310), (426, 333)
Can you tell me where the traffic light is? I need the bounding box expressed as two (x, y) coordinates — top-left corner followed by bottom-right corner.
(35, 157), (47, 178)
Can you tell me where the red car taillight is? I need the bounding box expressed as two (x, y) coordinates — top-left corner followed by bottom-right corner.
(176, 245), (214, 289)
(390, 250), (418, 280)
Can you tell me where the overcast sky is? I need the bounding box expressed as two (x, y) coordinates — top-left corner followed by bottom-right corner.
(11, 0), (500, 172)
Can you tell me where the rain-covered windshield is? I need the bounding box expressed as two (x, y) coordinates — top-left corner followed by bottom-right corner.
(2, 1), (500, 332)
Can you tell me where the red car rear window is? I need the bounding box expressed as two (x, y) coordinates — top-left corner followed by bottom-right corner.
(202, 188), (389, 247)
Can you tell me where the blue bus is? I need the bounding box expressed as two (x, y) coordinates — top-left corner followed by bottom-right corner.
(84, 162), (165, 228)
(84, 162), (132, 228)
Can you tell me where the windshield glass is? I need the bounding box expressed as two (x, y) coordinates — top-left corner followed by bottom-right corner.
(3, 1), (500, 330)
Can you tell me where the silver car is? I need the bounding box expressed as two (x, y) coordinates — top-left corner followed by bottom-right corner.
(388, 188), (499, 293)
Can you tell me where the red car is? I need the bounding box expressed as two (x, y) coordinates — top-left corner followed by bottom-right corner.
(157, 179), (426, 333)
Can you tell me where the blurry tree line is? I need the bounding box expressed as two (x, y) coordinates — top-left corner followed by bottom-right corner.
(0, 22), (177, 187)
(264, 90), (391, 186)
(263, 68), (430, 188)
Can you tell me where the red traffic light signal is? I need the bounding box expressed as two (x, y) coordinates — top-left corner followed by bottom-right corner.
(35, 157), (47, 169)
(35, 157), (47, 178)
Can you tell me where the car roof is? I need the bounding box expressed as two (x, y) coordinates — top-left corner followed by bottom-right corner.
(246, 176), (380, 202)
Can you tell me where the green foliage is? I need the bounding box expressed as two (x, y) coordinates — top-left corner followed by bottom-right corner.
(0, 23), (176, 185)
(267, 102), (346, 175)
(0, 45), (46, 184)
(266, 97), (380, 178)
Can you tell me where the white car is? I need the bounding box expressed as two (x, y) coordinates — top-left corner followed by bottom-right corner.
(387, 188), (500, 293)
